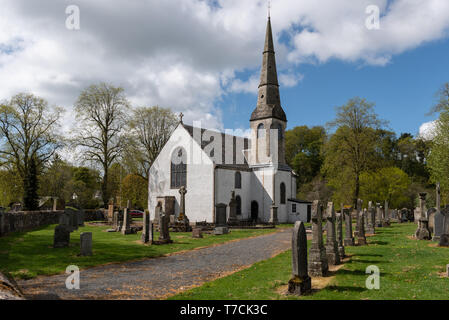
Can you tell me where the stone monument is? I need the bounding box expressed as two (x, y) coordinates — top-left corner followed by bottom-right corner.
(343, 205), (354, 246)
(53, 225), (70, 248)
(325, 202), (340, 265)
(80, 232), (92, 256)
(228, 191), (239, 224)
(357, 210), (367, 246)
(336, 210), (345, 259)
(415, 193), (431, 240)
(288, 221), (312, 295)
(433, 182), (444, 242)
(158, 211), (172, 244)
(308, 200), (328, 277)
(366, 202), (376, 234)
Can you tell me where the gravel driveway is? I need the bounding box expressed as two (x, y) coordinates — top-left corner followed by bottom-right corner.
(19, 228), (293, 300)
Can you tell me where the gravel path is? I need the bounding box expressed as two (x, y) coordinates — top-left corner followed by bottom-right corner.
(19, 228), (293, 300)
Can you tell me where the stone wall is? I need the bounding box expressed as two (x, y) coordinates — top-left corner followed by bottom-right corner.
(0, 210), (64, 237)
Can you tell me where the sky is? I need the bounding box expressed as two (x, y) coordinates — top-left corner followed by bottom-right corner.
(1, 0), (449, 141)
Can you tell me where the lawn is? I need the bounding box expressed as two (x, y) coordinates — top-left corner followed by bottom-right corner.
(171, 223), (449, 300)
(0, 223), (283, 280)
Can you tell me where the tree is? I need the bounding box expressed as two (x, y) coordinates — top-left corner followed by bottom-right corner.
(429, 83), (449, 114)
(323, 97), (384, 206)
(285, 126), (326, 186)
(39, 155), (73, 202)
(123, 106), (178, 179)
(0, 169), (22, 208)
(0, 93), (63, 209)
(121, 174), (148, 210)
(73, 83), (130, 206)
(360, 167), (410, 208)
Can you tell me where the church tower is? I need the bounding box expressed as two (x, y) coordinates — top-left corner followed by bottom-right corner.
(250, 16), (287, 166)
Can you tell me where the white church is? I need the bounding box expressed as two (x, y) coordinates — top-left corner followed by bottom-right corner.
(148, 17), (311, 224)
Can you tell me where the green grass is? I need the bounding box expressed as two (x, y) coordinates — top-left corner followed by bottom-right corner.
(0, 224), (280, 280)
(171, 223), (449, 300)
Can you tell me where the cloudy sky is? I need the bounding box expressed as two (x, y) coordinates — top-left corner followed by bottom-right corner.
(1, 0), (449, 138)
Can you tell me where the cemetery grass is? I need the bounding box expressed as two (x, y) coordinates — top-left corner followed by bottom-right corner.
(171, 223), (449, 300)
(0, 224), (284, 280)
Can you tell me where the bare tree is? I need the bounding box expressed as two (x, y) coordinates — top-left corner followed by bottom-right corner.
(0, 93), (63, 209)
(123, 106), (178, 179)
(73, 83), (130, 206)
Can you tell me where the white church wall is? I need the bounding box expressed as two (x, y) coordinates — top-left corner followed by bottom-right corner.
(273, 170), (293, 223)
(148, 125), (214, 223)
(287, 202), (311, 223)
(251, 168), (275, 222)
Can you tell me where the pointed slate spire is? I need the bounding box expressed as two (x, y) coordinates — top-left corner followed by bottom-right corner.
(250, 17), (287, 122)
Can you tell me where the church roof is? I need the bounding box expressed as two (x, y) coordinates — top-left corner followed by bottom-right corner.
(182, 124), (251, 170)
(250, 17), (287, 123)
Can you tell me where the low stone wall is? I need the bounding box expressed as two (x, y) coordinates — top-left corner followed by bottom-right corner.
(84, 209), (107, 222)
(0, 210), (64, 237)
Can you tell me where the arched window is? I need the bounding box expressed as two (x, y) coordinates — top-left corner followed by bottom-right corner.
(280, 183), (286, 204)
(171, 147), (187, 189)
(271, 123), (283, 140)
(236, 196), (242, 215)
(235, 171), (242, 189)
(257, 123), (265, 138)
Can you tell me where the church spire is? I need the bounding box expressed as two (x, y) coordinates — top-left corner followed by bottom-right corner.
(250, 16), (286, 122)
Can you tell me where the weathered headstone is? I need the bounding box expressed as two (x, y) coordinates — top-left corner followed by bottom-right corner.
(228, 191), (239, 224)
(366, 202), (376, 234)
(78, 210), (85, 227)
(336, 211), (345, 259)
(215, 203), (228, 227)
(325, 202), (340, 266)
(433, 183), (444, 242)
(383, 200), (390, 226)
(343, 205), (354, 246)
(376, 203), (383, 227)
(178, 186), (188, 222)
(438, 206), (449, 247)
(80, 232), (92, 256)
(214, 226), (229, 235)
(357, 211), (367, 246)
(53, 225), (70, 248)
(354, 199), (362, 237)
(415, 193), (431, 240)
(192, 227), (203, 238)
(308, 200), (328, 277)
(112, 211), (120, 231)
(142, 210), (150, 244)
(121, 208), (132, 235)
(269, 202), (279, 225)
(428, 208), (437, 233)
(288, 221), (312, 295)
(158, 211), (172, 244)
(108, 204), (114, 223)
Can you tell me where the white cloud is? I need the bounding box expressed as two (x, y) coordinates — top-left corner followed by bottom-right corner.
(419, 121), (437, 140)
(0, 0), (448, 141)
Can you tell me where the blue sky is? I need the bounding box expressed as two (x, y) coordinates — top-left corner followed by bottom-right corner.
(220, 36), (449, 137)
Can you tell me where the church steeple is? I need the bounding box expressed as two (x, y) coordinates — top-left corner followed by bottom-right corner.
(250, 17), (286, 122)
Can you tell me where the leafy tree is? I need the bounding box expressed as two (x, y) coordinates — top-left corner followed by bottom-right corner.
(360, 167), (410, 208)
(39, 155), (73, 202)
(121, 174), (148, 210)
(0, 93), (63, 208)
(73, 83), (130, 206)
(323, 97), (384, 206)
(0, 169), (22, 208)
(123, 106), (178, 179)
(285, 126), (326, 186)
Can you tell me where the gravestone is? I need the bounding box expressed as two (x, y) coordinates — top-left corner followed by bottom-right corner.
(121, 208), (132, 235)
(178, 186), (188, 222)
(108, 204), (114, 223)
(438, 206), (449, 247)
(343, 206), (354, 246)
(357, 211), (367, 246)
(112, 211), (120, 231)
(325, 202), (340, 265)
(308, 200), (328, 277)
(288, 221), (312, 295)
(354, 199), (362, 237)
(364, 207), (369, 231)
(415, 193), (431, 240)
(427, 208), (437, 233)
(78, 210), (85, 227)
(142, 210), (150, 244)
(215, 203), (228, 227)
(192, 228), (203, 238)
(447, 264), (449, 278)
(158, 211), (172, 244)
(269, 202), (279, 225)
(383, 200), (390, 226)
(336, 211), (345, 259)
(59, 211), (71, 229)
(228, 191), (239, 224)
(80, 232), (92, 256)
(53, 225), (70, 248)
(366, 202), (376, 234)
(376, 203), (383, 227)
(433, 183), (444, 242)
(214, 227), (229, 235)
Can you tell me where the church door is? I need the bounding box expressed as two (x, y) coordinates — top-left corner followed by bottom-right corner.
(251, 201), (259, 222)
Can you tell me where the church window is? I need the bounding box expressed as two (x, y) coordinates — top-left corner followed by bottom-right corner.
(236, 196), (242, 215)
(235, 172), (242, 189)
(280, 183), (286, 204)
(171, 147), (187, 189)
(257, 123), (265, 138)
(292, 204), (297, 213)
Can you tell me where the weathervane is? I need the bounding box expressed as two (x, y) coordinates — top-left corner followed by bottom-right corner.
(268, 0), (271, 18)
(179, 112), (184, 124)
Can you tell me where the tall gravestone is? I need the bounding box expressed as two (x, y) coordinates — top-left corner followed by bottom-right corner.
(288, 221), (312, 295)
(53, 225), (70, 248)
(415, 193), (431, 240)
(433, 182), (444, 242)
(439, 206), (449, 247)
(142, 210), (150, 244)
(325, 202), (340, 265)
(343, 205), (354, 246)
(214, 203), (229, 235)
(366, 202), (376, 234)
(354, 199), (362, 237)
(178, 186), (188, 222)
(228, 191), (239, 224)
(80, 232), (92, 256)
(308, 200), (328, 277)
(376, 203), (383, 227)
(269, 202), (279, 225)
(158, 211), (172, 244)
(357, 210), (367, 246)
(383, 200), (390, 226)
(336, 211), (345, 259)
(121, 208), (132, 235)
